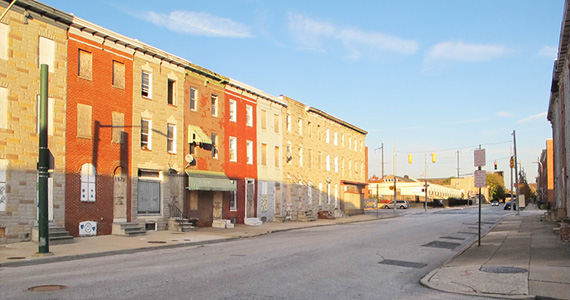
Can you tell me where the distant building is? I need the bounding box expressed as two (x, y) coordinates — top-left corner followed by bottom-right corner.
(537, 139), (554, 209)
(368, 175), (462, 202)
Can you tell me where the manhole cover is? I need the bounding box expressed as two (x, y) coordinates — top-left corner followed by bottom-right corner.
(480, 266), (528, 274)
(7, 256), (26, 260)
(378, 259), (427, 269)
(28, 285), (68, 292)
(422, 241), (461, 249)
(148, 241), (167, 244)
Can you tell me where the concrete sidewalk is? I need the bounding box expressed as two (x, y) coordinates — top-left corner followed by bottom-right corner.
(0, 212), (398, 268)
(421, 206), (570, 300)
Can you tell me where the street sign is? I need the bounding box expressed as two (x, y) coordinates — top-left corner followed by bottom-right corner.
(474, 149), (486, 167)
(474, 170), (486, 188)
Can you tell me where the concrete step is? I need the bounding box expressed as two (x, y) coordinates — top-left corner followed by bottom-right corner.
(112, 222), (146, 237)
(31, 225), (74, 245)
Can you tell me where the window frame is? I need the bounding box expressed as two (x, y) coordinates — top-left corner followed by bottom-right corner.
(229, 136), (237, 162)
(78, 49), (92, 80)
(190, 87), (197, 111)
(211, 133), (219, 159)
(229, 99), (237, 122)
(141, 118), (152, 150)
(80, 163), (96, 202)
(167, 123), (176, 154)
(112, 60), (125, 89)
(246, 105), (253, 127)
(167, 79), (176, 106)
(211, 94), (218, 117)
(246, 140), (253, 165)
(141, 71), (152, 99)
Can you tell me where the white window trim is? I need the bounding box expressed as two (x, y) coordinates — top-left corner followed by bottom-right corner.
(80, 163), (96, 202)
(167, 124), (177, 154)
(230, 180), (238, 211)
(142, 71), (152, 99)
(246, 105), (253, 127)
(141, 119), (152, 150)
(229, 136), (237, 162)
(229, 99), (237, 122)
(326, 129), (330, 143)
(190, 87), (197, 111)
(326, 155), (330, 171)
(246, 140), (253, 165)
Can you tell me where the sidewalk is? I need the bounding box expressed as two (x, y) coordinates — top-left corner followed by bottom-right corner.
(0, 212), (398, 268)
(421, 205), (570, 300)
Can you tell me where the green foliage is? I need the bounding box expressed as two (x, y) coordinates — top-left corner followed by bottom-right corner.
(486, 172), (505, 201)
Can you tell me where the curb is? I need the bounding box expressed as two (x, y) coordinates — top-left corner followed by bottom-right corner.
(0, 214), (400, 268)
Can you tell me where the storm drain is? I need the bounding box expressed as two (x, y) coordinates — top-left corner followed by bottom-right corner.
(7, 256), (26, 260)
(422, 241), (461, 249)
(480, 266), (528, 274)
(148, 241), (167, 244)
(378, 259), (427, 269)
(440, 236), (465, 240)
(28, 285), (67, 292)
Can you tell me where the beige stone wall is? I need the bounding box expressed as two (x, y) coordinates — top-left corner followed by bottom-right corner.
(130, 51), (186, 229)
(0, 6), (69, 243)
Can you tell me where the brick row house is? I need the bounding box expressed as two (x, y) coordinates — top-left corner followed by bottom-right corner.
(0, 0), (368, 243)
(548, 0), (570, 220)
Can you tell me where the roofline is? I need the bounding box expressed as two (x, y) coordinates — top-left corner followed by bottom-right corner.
(1, 0), (73, 25)
(228, 78), (287, 107)
(548, 0), (570, 121)
(306, 107), (368, 135)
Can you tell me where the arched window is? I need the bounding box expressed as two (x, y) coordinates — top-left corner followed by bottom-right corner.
(81, 163), (96, 202)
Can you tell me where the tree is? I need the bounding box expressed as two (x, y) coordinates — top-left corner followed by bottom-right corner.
(487, 172), (505, 201)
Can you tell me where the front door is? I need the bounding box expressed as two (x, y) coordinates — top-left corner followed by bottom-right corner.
(246, 179), (255, 218)
(197, 191), (213, 227)
(113, 167), (127, 222)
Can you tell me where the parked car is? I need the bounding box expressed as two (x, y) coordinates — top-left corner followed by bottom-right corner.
(504, 201), (517, 210)
(383, 200), (410, 209)
(491, 200), (499, 206)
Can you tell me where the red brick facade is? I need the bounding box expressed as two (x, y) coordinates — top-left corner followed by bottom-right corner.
(65, 33), (133, 236)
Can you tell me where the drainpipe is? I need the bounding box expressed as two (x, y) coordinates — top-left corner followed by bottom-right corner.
(0, 0), (18, 23)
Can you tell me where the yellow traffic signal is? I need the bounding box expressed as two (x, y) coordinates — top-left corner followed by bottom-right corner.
(408, 154), (412, 164)
(510, 156), (514, 168)
(431, 152), (436, 163)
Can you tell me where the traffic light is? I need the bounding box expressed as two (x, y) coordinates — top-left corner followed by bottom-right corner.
(431, 152), (436, 163)
(510, 156), (515, 168)
(494, 161), (497, 170)
(408, 154), (412, 164)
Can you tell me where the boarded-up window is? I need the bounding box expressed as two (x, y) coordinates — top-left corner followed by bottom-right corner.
(261, 110), (267, 130)
(0, 23), (8, 60)
(77, 104), (92, 138)
(261, 143), (267, 166)
(112, 61), (125, 89)
(78, 49), (92, 79)
(38, 36), (54, 72)
(137, 180), (160, 214)
(274, 114), (279, 133)
(308, 148), (312, 168)
(275, 146), (280, 168)
(112, 112), (124, 144)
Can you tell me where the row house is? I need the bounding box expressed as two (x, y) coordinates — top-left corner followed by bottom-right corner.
(0, 0), (72, 243)
(548, 0), (570, 220)
(537, 139), (554, 210)
(280, 95), (368, 220)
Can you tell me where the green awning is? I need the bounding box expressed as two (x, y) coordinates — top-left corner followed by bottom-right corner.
(186, 170), (237, 192)
(188, 125), (212, 144)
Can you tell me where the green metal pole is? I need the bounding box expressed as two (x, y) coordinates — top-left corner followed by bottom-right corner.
(38, 64), (49, 254)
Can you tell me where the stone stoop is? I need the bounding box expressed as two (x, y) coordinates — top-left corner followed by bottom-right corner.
(31, 225), (74, 245)
(212, 219), (234, 229)
(112, 223), (146, 237)
(333, 210), (347, 219)
(297, 210), (318, 222)
(168, 218), (197, 232)
(244, 218), (263, 226)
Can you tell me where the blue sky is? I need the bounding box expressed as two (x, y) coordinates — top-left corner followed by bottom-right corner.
(43, 0), (564, 183)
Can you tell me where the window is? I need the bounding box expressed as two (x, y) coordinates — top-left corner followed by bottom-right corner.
(167, 79), (176, 105)
(211, 133), (218, 159)
(286, 143), (292, 164)
(299, 147), (303, 167)
(229, 180), (237, 211)
(112, 112), (124, 144)
(308, 149), (312, 168)
(335, 156), (338, 173)
(141, 119), (152, 150)
(76, 103), (91, 138)
(38, 36), (55, 72)
(349, 137), (352, 150)
(261, 143), (267, 166)
(0, 23), (8, 60)
(190, 87), (197, 111)
(274, 114), (280, 133)
(326, 155), (330, 171)
(112, 61), (125, 89)
(334, 132), (338, 146)
(229, 136), (237, 162)
(286, 114), (291, 132)
(0, 87), (7, 129)
(36, 96), (54, 136)
(317, 125), (321, 140)
(246, 140), (253, 164)
(355, 139), (358, 151)
(246, 105), (253, 126)
(78, 49), (92, 80)
(298, 118), (303, 136)
(308, 185), (313, 205)
(327, 183), (331, 204)
(275, 146), (280, 168)
(80, 163), (96, 202)
(229, 99), (237, 122)
(318, 151), (322, 170)
(141, 71), (152, 98)
(342, 134), (345, 147)
(326, 129), (330, 143)
(167, 124), (176, 153)
(261, 109), (267, 130)
(211, 94), (218, 117)
(318, 182), (323, 206)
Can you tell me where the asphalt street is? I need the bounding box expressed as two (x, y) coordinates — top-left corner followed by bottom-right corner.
(1, 206), (510, 300)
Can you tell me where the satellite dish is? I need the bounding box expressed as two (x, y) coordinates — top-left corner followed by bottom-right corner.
(185, 154), (194, 163)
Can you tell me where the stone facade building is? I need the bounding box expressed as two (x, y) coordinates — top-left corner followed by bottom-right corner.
(0, 1), (72, 243)
(537, 139), (555, 209)
(548, 0), (570, 220)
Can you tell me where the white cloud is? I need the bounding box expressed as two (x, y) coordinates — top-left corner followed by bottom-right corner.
(517, 112), (547, 123)
(288, 13), (419, 59)
(496, 111), (513, 118)
(538, 46), (557, 58)
(145, 11), (252, 38)
(425, 41), (509, 63)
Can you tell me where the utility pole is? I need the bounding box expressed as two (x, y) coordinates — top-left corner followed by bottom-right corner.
(37, 64), (50, 255)
(424, 153), (428, 212)
(381, 143), (384, 178)
(457, 150), (460, 178)
(513, 130), (520, 215)
(478, 145), (482, 246)
(393, 140), (397, 213)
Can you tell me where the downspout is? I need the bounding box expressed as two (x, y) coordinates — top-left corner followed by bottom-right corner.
(0, 0), (18, 23)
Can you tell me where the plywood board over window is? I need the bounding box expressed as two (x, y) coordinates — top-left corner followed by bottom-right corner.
(78, 49), (92, 80)
(113, 61), (125, 89)
(77, 104), (92, 138)
(112, 112), (124, 144)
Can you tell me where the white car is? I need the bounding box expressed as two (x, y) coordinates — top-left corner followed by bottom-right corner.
(383, 200), (410, 209)
(491, 200), (499, 206)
